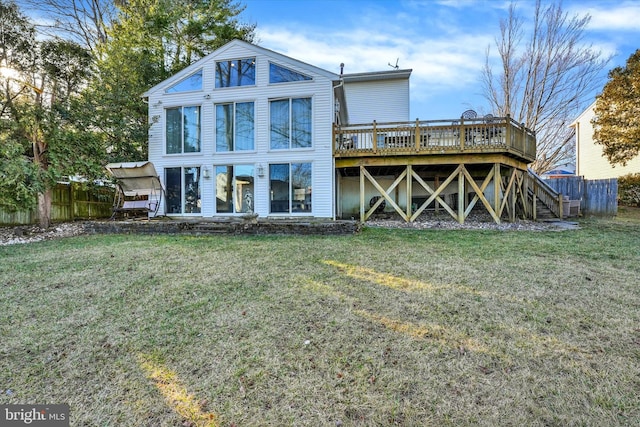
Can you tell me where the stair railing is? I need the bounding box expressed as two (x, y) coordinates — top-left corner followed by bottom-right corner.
(527, 168), (563, 219)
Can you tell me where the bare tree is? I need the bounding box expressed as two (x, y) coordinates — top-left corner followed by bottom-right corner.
(481, 0), (609, 174)
(23, 0), (116, 55)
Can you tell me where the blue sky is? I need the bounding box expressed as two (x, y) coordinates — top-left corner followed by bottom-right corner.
(240, 0), (640, 120)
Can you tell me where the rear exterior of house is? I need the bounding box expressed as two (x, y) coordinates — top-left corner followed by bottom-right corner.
(144, 39), (409, 220)
(571, 101), (640, 179)
(145, 40), (334, 219)
(146, 39), (542, 224)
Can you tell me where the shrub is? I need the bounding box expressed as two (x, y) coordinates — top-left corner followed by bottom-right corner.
(618, 173), (640, 206)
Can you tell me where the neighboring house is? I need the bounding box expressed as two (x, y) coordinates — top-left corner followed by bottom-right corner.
(570, 101), (640, 180)
(144, 39), (410, 220)
(145, 39), (540, 223)
(541, 166), (575, 179)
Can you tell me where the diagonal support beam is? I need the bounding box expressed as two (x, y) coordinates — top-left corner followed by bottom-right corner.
(514, 170), (529, 218)
(499, 168), (517, 218)
(362, 167), (409, 221)
(410, 170), (456, 220)
(462, 167), (501, 224)
(410, 165), (462, 222)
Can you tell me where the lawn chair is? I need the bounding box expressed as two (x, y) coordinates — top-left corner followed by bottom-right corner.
(106, 162), (164, 219)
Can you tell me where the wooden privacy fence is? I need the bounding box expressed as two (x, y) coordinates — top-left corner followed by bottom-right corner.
(0, 182), (114, 226)
(545, 176), (618, 217)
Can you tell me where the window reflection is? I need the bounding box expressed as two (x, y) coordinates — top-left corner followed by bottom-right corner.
(216, 102), (254, 152)
(269, 163), (312, 213)
(270, 98), (311, 149)
(215, 58), (256, 88)
(165, 70), (203, 93)
(215, 165), (254, 213)
(269, 63), (312, 83)
(165, 167), (201, 214)
(166, 106), (201, 154)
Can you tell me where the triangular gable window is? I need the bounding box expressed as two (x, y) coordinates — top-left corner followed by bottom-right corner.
(269, 63), (312, 84)
(165, 70), (203, 93)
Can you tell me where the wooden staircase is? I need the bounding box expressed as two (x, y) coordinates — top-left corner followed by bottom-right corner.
(525, 169), (564, 221)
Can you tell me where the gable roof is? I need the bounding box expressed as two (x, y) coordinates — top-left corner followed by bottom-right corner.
(569, 100), (596, 128)
(142, 39), (340, 97)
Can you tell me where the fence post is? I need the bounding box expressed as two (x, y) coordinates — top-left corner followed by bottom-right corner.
(69, 182), (75, 221)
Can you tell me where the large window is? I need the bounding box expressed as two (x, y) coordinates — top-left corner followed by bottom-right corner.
(166, 106), (201, 154)
(270, 97), (312, 149)
(269, 63), (312, 83)
(165, 167), (201, 214)
(215, 102), (255, 152)
(215, 58), (256, 88)
(165, 70), (202, 93)
(269, 163), (312, 213)
(215, 165), (255, 214)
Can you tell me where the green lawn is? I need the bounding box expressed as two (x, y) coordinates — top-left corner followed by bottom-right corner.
(1, 211), (639, 426)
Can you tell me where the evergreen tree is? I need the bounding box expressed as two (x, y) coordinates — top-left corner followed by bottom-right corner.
(85, 0), (255, 162)
(593, 49), (640, 166)
(1, 1), (100, 226)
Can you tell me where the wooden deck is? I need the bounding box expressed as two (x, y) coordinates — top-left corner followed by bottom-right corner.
(331, 116), (558, 224)
(333, 116), (536, 165)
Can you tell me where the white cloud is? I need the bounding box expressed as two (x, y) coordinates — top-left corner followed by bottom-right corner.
(580, 3), (640, 31)
(255, 24), (493, 106)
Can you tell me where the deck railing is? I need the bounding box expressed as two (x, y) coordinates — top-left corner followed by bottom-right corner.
(334, 116), (536, 163)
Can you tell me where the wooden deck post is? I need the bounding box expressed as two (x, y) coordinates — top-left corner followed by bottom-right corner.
(360, 166), (365, 221)
(510, 172), (516, 222)
(372, 120), (378, 154)
(493, 163), (500, 217)
(407, 165), (413, 220)
(435, 175), (440, 213)
(458, 168), (464, 223)
(332, 123), (337, 153)
(415, 118), (421, 151)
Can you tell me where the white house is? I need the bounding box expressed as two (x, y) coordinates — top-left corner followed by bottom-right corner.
(570, 101), (640, 180)
(143, 39), (410, 219)
(144, 39), (544, 224)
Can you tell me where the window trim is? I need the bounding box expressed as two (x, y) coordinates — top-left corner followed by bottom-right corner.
(268, 61), (313, 85)
(214, 101), (256, 153)
(164, 105), (202, 155)
(213, 164), (256, 215)
(269, 96), (313, 151)
(164, 166), (202, 216)
(268, 162), (313, 215)
(164, 69), (203, 94)
(215, 57), (257, 89)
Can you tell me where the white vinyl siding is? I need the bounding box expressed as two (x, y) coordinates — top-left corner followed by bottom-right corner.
(574, 103), (640, 180)
(146, 40), (336, 218)
(344, 78), (410, 124)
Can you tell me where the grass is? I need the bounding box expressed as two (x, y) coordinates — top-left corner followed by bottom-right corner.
(1, 210), (639, 426)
